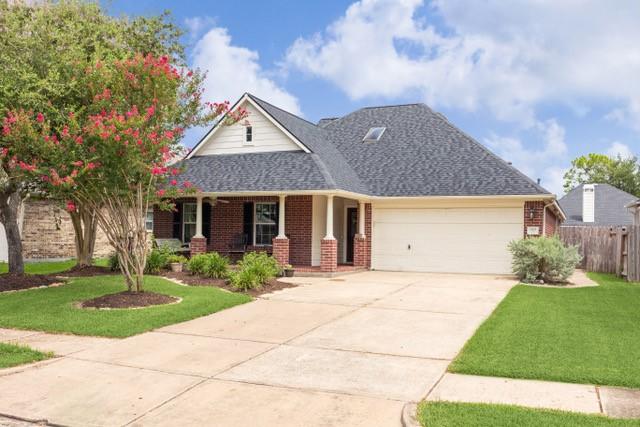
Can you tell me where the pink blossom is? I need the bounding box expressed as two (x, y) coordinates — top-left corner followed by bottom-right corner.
(170, 179), (177, 186)
(66, 201), (76, 212)
(36, 113), (44, 123)
(75, 136), (83, 145)
(86, 162), (97, 170)
(156, 189), (166, 197)
(72, 160), (83, 167)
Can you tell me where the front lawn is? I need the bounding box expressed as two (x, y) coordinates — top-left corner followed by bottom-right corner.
(450, 273), (640, 388)
(0, 275), (250, 337)
(0, 342), (52, 369)
(0, 258), (109, 275)
(418, 402), (640, 427)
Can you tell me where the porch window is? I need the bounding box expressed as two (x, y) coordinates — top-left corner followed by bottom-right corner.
(182, 202), (197, 243)
(145, 208), (154, 232)
(255, 202), (277, 245)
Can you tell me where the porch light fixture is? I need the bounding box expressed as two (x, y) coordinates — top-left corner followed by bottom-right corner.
(529, 207), (536, 219)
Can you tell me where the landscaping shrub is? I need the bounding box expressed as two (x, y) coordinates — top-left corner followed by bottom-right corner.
(186, 252), (230, 279)
(229, 252), (282, 291)
(508, 236), (582, 283)
(108, 252), (120, 272)
(144, 246), (172, 274)
(166, 254), (187, 264)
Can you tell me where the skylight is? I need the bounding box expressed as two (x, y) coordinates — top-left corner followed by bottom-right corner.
(363, 127), (386, 142)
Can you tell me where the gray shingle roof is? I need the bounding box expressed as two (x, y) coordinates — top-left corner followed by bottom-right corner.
(558, 183), (636, 226)
(184, 93), (552, 197)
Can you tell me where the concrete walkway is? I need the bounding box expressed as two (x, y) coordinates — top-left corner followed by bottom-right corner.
(0, 271), (515, 426)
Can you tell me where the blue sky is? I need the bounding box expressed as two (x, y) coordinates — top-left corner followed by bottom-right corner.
(107, 0), (639, 195)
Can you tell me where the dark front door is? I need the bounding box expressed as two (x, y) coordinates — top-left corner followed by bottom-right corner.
(346, 207), (358, 263)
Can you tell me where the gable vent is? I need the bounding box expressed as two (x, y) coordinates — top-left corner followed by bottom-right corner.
(363, 127), (386, 142)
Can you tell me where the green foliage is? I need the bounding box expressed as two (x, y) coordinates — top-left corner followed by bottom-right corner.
(563, 153), (640, 197)
(186, 252), (230, 279)
(0, 342), (52, 369)
(144, 246), (172, 274)
(166, 254), (187, 264)
(108, 252), (120, 272)
(229, 252), (282, 291)
(509, 236), (581, 283)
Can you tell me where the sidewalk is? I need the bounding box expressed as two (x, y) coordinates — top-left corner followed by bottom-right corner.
(426, 373), (640, 419)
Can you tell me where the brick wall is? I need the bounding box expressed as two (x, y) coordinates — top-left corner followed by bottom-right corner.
(21, 199), (113, 259)
(157, 195), (313, 265)
(524, 200), (559, 237)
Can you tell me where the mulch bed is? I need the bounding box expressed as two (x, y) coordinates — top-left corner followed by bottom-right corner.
(58, 265), (114, 277)
(0, 273), (64, 293)
(163, 271), (297, 297)
(80, 291), (179, 309)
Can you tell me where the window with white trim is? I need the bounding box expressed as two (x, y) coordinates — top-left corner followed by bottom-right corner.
(254, 202), (277, 245)
(182, 203), (197, 243)
(145, 208), (154, 232)
(245, 126), (253, 144)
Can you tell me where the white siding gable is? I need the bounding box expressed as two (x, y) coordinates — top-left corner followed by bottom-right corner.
(196, 101), (303, 155)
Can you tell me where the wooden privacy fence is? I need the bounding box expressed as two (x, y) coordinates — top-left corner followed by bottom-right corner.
(559, 225), (640, 281)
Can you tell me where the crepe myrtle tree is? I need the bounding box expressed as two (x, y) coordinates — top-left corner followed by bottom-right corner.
(1, 54), (246, 291)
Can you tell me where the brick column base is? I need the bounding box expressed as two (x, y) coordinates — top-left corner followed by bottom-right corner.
(190, 237), (207, 256)
(272, 237), (290, 266)
(353, 234), (367, 267)
(321, 238), (338, 272)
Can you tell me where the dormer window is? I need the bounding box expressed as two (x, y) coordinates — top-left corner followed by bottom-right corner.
(245, 126), (253, 144)
(363, 127), (386, 142)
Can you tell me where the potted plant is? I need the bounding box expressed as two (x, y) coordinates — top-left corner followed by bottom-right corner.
(283, 264), (295, 277)
(167, 254), (187, 273)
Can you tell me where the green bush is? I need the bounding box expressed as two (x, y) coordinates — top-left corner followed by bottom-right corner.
(144, 246), (172, 274)
(229, 252), (282, 291)
(167, 254), (187, 264)
(508, 236), (582, 283)
(108, 252), (120, 272)
(186, 252), (230, 279)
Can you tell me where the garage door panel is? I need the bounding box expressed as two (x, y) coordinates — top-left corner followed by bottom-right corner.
(372, 207), (522, 274)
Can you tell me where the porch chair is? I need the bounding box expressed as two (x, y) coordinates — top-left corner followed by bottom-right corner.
(228, 233), (248, 260)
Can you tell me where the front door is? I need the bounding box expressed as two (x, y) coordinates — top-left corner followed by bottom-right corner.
(346, 207), (358, 263)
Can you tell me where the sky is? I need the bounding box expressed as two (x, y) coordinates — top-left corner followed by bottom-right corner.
(106, 0), (640, 196)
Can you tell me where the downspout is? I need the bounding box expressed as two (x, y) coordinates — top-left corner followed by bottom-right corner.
(542, 201), (555, 237)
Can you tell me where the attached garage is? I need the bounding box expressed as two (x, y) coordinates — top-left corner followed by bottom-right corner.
(371, 202), (524, 274)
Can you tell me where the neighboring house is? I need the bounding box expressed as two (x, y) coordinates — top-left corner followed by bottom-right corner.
(154, 93), (564, 274)
(0, 198), (114, 262)
(558, 184), (636, 227)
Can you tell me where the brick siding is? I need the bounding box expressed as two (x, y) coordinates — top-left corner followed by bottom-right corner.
(524, 200), (559, 237)
(320, 238), (338, 272)
(21, 199), (113, 260)
(272, 237), (290, 266)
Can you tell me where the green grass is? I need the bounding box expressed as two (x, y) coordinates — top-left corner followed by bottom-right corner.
(0, 342), (52, 369)
(418, 402), (640, 427)
(0, 275), (250, 337)
(0, 258), (109, 275)
(450, 273), (640, 388)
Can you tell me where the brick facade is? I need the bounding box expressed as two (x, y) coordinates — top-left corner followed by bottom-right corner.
(524, 200), (558, 237)
(189, 236), (207, 255)
(272, 237), (290, 266)
(155, 195), (313, 265)
(353, 203), (372, 268)
(21, 199), (113, 260)
(320, 238), (338, 272)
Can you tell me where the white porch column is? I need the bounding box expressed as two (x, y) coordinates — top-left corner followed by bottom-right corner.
(325, 195), (335, 239)
(358, 201), (366, 237)
(194, 195), (204, 238)
(277, 195), (286, 238)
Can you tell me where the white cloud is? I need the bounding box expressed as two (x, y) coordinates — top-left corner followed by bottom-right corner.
(192, 27), (301, 115)
(607, 142), (634, 159)
(485, 119), (568, 195)
(285, 0), (640, 129)
(184, 16), (217, 41)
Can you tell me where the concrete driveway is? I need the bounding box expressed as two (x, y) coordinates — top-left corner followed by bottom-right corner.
(0, 271), (515, 427)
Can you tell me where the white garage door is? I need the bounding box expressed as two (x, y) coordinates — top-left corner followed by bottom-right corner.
(372, 207), (523, 274)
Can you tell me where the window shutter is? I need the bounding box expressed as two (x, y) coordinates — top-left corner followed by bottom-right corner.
(203, 202), (211, 243)
(172, 202), (182, 240)
(243, 202), (254, 244)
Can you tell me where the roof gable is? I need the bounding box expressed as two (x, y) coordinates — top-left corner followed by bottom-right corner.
(559, 183), (636, 226)
(187, 95), (310, 158)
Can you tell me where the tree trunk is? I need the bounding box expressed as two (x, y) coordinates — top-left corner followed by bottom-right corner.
(70, 203), (98, 268)
(0, 188), (24, 274)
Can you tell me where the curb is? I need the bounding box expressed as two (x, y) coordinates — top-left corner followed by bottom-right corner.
(401, 403), (420, 427)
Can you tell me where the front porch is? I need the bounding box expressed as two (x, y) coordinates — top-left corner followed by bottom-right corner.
(152, 194), (372, 273)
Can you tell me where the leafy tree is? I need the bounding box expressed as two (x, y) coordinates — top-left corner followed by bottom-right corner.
(563, 153), (640, 197)
(2, 55), (245, 291)
(0, 0), (185, 272)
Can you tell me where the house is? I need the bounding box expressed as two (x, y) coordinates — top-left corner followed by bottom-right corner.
(152, 93), (564, 274)
(558, 183), (636, 227)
